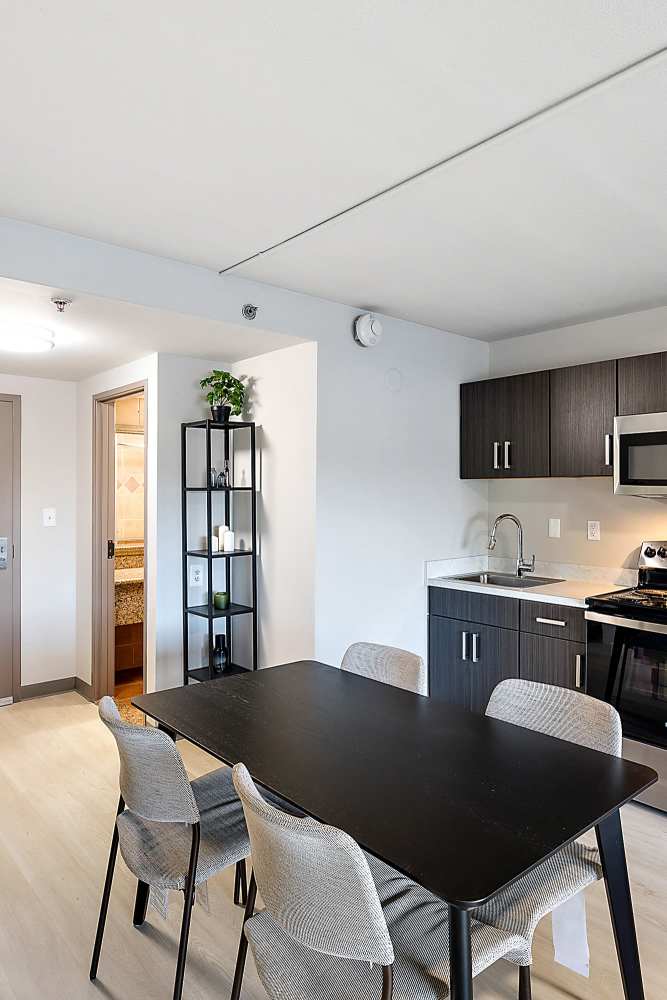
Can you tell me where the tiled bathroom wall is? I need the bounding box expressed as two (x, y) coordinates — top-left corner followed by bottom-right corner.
(115, 431), (145, 541)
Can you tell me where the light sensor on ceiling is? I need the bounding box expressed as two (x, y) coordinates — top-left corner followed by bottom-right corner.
(0, 324), (56, 354)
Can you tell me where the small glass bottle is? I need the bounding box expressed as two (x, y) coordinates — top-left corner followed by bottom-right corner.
(216, 470), (226, 488)
(209, 466), (217, 488)
(223, 459), (231, 488)
(212, 634), (227, 674)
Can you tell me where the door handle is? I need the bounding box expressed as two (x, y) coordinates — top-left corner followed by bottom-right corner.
(504, 441), (511, 469)
(107, 539), (115, 560)
(575, 653), (584, 689)
(535, 617), (566, 627)
(605, 433), (613, 466)
(471, 633), (480, 663)
(461, 632), (469, 661)
(493, 442), (500, 470)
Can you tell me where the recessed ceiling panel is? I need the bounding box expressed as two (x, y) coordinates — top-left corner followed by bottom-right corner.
(234, 56), (667, 339)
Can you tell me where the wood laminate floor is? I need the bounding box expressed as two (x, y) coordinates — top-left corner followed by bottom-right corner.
(0, 691), (664, 1000)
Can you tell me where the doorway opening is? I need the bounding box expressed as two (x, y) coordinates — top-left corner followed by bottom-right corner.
(112, 392), (145, 712)
(92, 381), (147, 716)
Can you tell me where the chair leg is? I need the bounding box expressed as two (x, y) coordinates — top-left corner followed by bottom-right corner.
(234, 859), (240, 905)
(89, 796), (124, 981)
(238, 859), (248, 907)
(133, 880), (150, 926)
(519, 965), (532, 1000)
(172, 823), (201, 1000)
(230, 871), (258, 1000)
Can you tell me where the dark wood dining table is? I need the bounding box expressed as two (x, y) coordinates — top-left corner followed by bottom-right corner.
(134, 660), (657, 1000)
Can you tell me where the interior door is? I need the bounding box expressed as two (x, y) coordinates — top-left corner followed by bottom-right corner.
(0, 398), (17, 703)
(92, 398), (116, 699)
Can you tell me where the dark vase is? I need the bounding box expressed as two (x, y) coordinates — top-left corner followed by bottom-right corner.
(211, 404), (231, 423)
(212, 634), (228, 674)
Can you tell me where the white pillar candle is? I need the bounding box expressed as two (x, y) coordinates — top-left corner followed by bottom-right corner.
(218, 524), (228, 546)
(223, 529), (235, 553)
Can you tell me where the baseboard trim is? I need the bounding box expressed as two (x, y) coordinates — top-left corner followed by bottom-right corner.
(20, 677), (76, 700)
(75, 677), (94, 702)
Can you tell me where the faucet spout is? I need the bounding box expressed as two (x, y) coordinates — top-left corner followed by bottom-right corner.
(488, 513), (535, 577)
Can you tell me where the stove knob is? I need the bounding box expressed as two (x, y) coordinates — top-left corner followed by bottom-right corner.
(645, 546), (657, 558)
(658, 547), (667, 559)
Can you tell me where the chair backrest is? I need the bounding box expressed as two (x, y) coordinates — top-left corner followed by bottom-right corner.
(99, 697), (199, 823)
(341, 641), (427, 696)
(486, 678), (622, 756)
(232, 763), (394, 965)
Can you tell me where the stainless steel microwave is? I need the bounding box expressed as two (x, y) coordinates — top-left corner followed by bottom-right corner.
(614, 411), (667, 496)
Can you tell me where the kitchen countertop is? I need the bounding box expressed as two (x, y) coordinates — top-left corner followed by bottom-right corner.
(427, 574), (626, 609)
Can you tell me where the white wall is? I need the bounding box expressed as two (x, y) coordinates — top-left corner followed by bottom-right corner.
(75, 355), (158, 688)
(2, 219), (490, 671)
(488, 304), (667, 570)
(0, 373), (76, 686)
(232, 341), (317, 667)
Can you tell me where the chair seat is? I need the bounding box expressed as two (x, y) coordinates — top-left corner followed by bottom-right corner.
(117, 766), (249, 890)
(245, 853), (530, 1000)
(473, 840), (602, 956)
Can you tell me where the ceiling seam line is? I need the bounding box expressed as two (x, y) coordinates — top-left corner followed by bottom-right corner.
(217, 43), (667, 275)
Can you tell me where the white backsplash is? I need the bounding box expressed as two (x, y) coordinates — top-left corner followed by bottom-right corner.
(426, 553), (637, 587)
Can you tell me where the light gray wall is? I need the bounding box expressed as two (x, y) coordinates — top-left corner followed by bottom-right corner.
(488, 304), (667, 569)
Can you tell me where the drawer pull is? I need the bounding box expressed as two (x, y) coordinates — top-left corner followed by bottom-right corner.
(535, 617), (566, 627)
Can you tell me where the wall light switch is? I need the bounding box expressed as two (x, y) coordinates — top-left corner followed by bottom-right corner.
(189, 564), (203, 587)
(587, 520), (601, 541)
(548, 518), (561, 538)
(42, 507), (56, 527)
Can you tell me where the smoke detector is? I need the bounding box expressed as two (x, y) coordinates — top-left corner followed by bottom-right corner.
(51, 296), (72, 314)
(353, 313), (383, 348)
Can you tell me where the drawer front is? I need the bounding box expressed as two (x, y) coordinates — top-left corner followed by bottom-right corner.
(520, 633), (586, 692)
(520, 601), (585, 642)
(428, 587), (519, 630)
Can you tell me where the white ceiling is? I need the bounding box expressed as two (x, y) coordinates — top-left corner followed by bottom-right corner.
(1, 2), (666, 339)
(0, 277), (301, 380)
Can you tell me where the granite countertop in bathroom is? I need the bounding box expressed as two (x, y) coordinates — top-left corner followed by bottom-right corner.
(114, 567), (144, 585)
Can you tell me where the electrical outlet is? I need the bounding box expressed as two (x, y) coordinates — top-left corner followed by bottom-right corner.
(548, 518), (561, 539)
(189, 564), (203, 587)
(587, 520), (601, 542)
(42, 507), (56, 527)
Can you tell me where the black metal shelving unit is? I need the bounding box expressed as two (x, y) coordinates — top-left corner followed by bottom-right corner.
(181, 419), (258, 683)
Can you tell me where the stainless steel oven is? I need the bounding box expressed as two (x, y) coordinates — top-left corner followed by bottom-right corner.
(586, 609), (667, 811)
(614, 411), (667, 496)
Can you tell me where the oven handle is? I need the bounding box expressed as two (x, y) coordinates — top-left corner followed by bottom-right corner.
(585, 609), (667, 635)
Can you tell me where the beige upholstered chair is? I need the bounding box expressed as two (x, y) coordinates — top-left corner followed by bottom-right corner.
(90, 697), (250, 1000)
(228, 762), (530, 1000)
(341, 642), (427, 695)
(479, 679), (623, 1000)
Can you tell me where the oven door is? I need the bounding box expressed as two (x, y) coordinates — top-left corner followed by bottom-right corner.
(586, 611), (667, 749)
(614, 412), (667, 496)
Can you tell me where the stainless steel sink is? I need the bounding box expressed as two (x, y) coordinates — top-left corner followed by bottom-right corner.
(447, 572), (564, 589)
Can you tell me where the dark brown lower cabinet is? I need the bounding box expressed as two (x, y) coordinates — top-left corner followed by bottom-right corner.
(429, 616), (519, 714)
(519, 632), (586, 692)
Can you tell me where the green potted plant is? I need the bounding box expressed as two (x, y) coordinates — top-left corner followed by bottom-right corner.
(200, 370), (246, 422)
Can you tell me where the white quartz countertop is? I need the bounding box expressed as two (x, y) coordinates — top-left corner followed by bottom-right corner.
(427, 575), (626, 608)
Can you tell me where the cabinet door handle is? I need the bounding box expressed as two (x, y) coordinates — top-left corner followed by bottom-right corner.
(504, 441), (511, 469)
(535, 617), (566, 627)
(471, 633), (480, 663)
(493, 442), (500, 469)
(575, 653), (583, 689)
(461, 632), (469, 661)
(605, 433), (613, 466)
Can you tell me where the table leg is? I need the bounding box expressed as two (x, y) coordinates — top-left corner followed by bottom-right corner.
(596, 809), (644, 1000)
(158, 722), (177, 741)
(449, 905), (473, 1000)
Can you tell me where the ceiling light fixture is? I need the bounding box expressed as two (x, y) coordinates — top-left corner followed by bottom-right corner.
(0, 324), (56, 354)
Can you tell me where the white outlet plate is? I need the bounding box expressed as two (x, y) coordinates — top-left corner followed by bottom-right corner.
(548, 517), (561, 538)
(42, 507), (56, 527)
(189, 565), (203, 587)
(587, 520), (601, 541)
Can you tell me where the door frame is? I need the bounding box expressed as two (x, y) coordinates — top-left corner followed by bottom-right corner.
(91, 380), (148, 702)
(0, 394), (21, 702)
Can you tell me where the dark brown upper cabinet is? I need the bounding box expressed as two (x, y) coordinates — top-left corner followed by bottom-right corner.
(550, 360), (616, 477)
(618, 352), (667, 416)
(460, 371), (549, 479)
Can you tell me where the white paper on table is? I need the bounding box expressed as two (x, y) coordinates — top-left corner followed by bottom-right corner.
(149, 885), (169, 921)
(552, 891), (590, 977)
